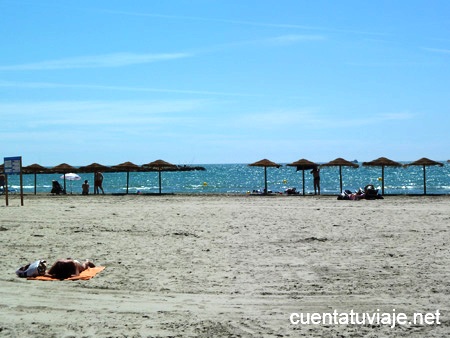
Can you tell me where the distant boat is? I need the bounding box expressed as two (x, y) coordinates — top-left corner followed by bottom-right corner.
(351, 159), (358, 164)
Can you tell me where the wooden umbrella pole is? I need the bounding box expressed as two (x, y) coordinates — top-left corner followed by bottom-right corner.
(302, 170), (305, 196)
(5, 174), (8, 206)
(263, 167), (267, 195)
(423, 165), (427, 195)
(159, 170), (162, 194)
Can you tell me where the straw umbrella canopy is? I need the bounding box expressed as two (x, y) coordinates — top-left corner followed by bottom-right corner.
(362, 157), (403, 195)
(51, 163), (78, 173)
(406, 157), (443, 194)
(50, 163), (79, 192)
(287, 158), (318, 196)
(111, 161), (142, 194)
(78, 162), (111, 173)
(248, 159), (281, 195)
(23, 163), (49, 195)
(142, 159), (177, 194)
(321, 158), (359, 193)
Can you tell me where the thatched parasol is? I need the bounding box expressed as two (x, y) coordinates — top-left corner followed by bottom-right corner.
(111, 161), (142, 194)
(248, 159), (281, 195)
(287, 158), (318, 195)
(321, 158), (359, 193)
(51, 163), (78, 173)
(362, 157), (403, 195)
(406, 157), (443, 194)
(23, 163), (49, 195)
(142, 159), (177, 194)
(50, 163), (79, 192)
(78, 162), (111, 173)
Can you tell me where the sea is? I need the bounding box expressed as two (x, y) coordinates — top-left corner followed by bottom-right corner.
(4, 162), (450, 196)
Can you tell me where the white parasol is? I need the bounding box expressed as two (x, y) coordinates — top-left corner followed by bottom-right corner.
(60, 173), (81, 194)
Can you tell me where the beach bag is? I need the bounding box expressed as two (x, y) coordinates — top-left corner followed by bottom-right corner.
(16, 260), (47, 278)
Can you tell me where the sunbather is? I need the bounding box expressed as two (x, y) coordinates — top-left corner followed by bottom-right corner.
(47, 259), (95, 279)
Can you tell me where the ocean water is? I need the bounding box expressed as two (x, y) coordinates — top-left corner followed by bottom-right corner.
(4, 162), (450, 195)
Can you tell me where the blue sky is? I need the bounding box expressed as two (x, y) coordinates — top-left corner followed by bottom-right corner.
(1, 0), (449, 165)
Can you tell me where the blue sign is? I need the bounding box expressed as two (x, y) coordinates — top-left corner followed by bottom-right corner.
(4, 156), (22, 175)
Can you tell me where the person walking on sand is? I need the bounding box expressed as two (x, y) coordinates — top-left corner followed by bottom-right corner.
(82, 180), (89, 195)
(94, 172), (104, 194)
(311, 166), (320, 195)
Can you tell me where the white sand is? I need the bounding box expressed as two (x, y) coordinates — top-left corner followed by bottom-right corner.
(1, 194), (449, 337)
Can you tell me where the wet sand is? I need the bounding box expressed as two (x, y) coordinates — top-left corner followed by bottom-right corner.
(1, 194), (449, 337)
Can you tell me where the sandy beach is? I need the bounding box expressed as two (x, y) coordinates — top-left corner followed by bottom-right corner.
(1, 194), (449, 337)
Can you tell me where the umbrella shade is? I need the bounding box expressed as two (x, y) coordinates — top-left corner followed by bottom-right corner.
(60, 173), (81, 181)
(321, 157), (359, 168)
(23, 163), (49, 174)
(248, 159), (281, 195)
(111, 161), (142, 171)
(362, 157), (403, 195)
(287, 159), (318, 195)
(406, 157), (444, 194)
(142, 159), (177, 170)
(321, 158), (359, 193)
(142, 160), (177, 194)
(51, 163), (78, 173)
(60, 173), (81, 194)
(78, 162), (111, 173)
(23, 163), (49, 195)
(248, 159), (281, 168)
(407, 157), (443, 167)
(111, 161), (142, 194)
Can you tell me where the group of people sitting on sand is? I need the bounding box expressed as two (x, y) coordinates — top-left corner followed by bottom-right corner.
(337, 184), (383, 200)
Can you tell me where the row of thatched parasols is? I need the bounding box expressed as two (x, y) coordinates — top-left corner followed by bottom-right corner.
(249, 157), (445, 195)
(2, 157), (447, 195)
(2, 160), (180, 195)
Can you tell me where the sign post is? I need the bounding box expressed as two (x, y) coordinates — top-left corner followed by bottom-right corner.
(4, 156), (24, 206)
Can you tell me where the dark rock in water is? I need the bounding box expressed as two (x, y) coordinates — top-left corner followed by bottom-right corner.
(176, 165), (206, 171)
(145, 165), (206, 172)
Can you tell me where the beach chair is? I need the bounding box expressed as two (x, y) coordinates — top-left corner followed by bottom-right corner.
(364, 185), (378, 200)
(51, 180), (65, 195)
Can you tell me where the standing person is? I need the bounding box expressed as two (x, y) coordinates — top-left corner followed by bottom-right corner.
(94, 172), (104, 194)
(311, 166), (321, 195)
(82, 180), (89, 195)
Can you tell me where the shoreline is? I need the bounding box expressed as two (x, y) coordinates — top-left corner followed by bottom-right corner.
(3, 192), (450, 198)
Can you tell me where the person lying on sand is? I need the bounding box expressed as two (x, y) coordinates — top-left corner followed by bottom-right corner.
(47, 259), (95, 279)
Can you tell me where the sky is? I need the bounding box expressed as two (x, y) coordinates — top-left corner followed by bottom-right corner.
(1, 0), (449, 165)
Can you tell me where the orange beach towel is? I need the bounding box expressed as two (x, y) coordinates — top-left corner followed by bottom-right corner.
(27, 266), (105, 281)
